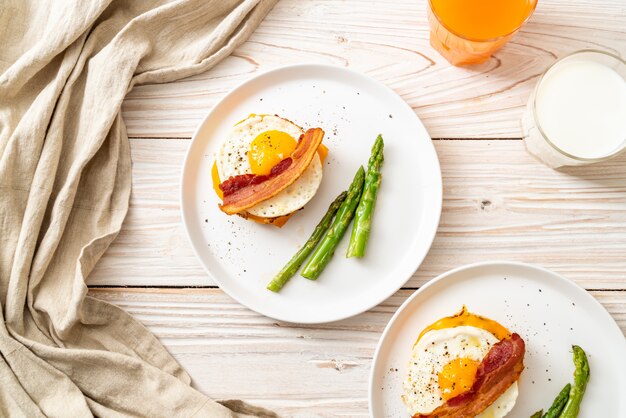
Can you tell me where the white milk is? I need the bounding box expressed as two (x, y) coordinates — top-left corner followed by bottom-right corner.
(523, 52), (626, 167)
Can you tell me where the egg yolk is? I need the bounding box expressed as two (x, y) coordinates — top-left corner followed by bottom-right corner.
(416, 306), (511, 345)
(212, 162), (223, 199)
(248, 130), (297, 176)
(317, 143), (328, 164)
(438, 357), (480, 401)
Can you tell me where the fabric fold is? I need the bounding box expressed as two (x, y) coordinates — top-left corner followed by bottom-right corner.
(0, 1), (279, 416)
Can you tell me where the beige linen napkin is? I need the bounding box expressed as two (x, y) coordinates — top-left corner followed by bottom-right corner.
(0, 0), (279, 416)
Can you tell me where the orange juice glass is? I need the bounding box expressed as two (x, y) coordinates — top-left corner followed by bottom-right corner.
(428, 0), (538, 66)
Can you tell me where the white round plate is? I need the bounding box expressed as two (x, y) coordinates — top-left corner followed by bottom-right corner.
(369, 261), (626, 417)
(180, 64), (442, 324)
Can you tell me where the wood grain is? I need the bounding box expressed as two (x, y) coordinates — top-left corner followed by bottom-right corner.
(100, 2), (626, 414)
(121, 0), (626, 139)
(88, 287), (626, 417)
(88, 138), (626, 289)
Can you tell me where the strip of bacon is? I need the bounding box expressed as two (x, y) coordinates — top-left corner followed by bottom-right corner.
(219, 127), (324, 215)
(219, 158), (293, 197)
(415, 333), (525, 418)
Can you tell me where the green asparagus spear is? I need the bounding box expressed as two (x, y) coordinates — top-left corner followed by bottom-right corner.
(266, 191), (347, 292)
(346, 135), (384, 258)
(300, 166), (365, 280)
(542, 383), (571, 418)
(531, 411), (544, 418)
(559, 345), (590, 418)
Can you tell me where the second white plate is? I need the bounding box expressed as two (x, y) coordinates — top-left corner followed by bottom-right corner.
(369, 261), (626, 417)
(181, 64), (441, 323)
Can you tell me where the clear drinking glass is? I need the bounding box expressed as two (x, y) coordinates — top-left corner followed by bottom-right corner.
(522, 50), (626, 168)
(428, 0), (537, 66)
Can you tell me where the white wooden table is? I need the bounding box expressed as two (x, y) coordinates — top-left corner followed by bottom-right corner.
(89, 1), (626, 416)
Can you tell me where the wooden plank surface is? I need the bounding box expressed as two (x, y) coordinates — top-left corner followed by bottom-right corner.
(121, 0), (626, 139)
(88, 138), (626, 289)
(89, 287), (626, 417)
(101, 1), (626, 416)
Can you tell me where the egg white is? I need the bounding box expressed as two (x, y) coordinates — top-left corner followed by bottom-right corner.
(217, 114), (323, 218)
(476, 382), (518, 418)
(402, 326), (519, 417)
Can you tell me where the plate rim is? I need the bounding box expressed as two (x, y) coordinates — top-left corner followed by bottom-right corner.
(179, 63), (443, 324)
(367, 260), (626, 415)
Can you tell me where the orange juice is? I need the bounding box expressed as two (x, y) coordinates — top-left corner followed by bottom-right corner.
(428, 0), (537, 66)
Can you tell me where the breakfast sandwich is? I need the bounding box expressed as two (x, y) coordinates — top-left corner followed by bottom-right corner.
(212, 114), (328, 226)
(402, 307), (525, 418)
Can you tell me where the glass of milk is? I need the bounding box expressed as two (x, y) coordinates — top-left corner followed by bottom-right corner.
(522, 50), (626, 168)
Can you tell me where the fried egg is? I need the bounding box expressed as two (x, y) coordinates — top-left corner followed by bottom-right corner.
(215, 114), (323, 218)
(402, 308), (519, 417)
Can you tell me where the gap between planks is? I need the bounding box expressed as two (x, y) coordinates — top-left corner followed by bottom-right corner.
(87, 285), (626, 292)
(126, 137), (525, 141)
